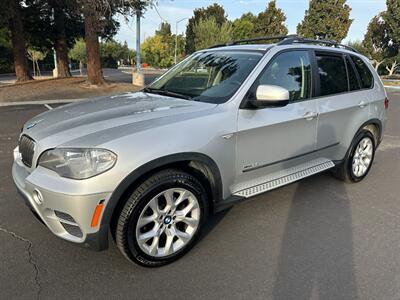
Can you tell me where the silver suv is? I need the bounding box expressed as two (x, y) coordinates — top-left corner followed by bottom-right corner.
(13, 36), (388, 267)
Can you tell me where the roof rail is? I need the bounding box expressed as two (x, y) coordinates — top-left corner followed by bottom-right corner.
(208, 34), (359, 53)
(278, 36), (359, 53)
(208, 35), (298, 49)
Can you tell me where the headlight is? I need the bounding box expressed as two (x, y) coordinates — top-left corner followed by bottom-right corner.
(38, 148), (117, 179)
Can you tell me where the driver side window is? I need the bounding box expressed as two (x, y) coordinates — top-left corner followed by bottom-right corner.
(249, 51), (312, 102)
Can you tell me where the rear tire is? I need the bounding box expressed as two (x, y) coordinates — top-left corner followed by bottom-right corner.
(332, 130), (375, 183)
(115, 169), (209, 267)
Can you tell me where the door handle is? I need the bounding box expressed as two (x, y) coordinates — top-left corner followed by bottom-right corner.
(303, 112), (318, 120)
(358, 101), (367, 108)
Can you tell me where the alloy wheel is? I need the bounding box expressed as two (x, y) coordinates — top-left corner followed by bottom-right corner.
(352, 137), (373, 177)
(135, 188), (201, 258)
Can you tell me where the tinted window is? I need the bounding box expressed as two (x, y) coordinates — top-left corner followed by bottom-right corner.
(316, 54), (347, 96)
(252, 51), (312, 102)
(351, 55), (373, 89)
(346, 56), (360, 91)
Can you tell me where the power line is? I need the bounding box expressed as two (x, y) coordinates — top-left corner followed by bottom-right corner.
(154, 5), (167, 23)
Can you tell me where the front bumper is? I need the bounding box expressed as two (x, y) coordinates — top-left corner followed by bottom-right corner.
(12, 153), (112, 251)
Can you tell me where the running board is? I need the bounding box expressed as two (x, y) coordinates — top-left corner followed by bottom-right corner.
(233, 158), (335, 198)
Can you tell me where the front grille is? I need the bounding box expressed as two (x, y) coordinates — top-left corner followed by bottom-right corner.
(19, 135), (35, 167)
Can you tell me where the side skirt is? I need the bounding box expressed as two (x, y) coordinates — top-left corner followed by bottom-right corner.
(214, 158), (335, 213)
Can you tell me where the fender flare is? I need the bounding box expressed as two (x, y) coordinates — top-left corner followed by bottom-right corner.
(355, 118), (383, 144)
(102, 152), (221, 228)
(88, 153), (223, 250)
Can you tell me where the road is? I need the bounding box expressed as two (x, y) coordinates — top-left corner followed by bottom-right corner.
(0, 91), (399, 299)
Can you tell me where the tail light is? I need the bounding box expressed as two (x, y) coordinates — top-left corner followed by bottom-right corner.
(384, 97), (389, 110)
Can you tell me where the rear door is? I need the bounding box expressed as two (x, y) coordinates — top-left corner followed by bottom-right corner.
(313, 51), (373, 161)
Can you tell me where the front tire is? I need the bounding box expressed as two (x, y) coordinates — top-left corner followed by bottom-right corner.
(115, 169), (209, 267)
(332, 130), (376, 183)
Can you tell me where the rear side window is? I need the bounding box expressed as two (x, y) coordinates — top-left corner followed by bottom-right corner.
(346, 56), (361, 91)
(351, 56), (373, 89)
(252, 50), (312, 102)
(316, 54), (348, 96)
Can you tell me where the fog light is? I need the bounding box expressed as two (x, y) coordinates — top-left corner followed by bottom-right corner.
(32, 189), (43, 205)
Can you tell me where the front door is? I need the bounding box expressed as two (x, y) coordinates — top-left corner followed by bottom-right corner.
(235, 50), (318, 186)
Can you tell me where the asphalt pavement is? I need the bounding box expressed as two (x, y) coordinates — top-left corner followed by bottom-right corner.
(0, 91), (400, 299)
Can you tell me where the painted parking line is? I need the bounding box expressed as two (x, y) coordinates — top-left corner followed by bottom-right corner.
(44, 104), (53, 110)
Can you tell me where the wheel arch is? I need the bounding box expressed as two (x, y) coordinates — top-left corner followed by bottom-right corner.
(358, 118), (382, 145)
(102, 152), (223, 239)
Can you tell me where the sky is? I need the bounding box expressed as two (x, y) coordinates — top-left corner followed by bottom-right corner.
(114, 0), (387, 49)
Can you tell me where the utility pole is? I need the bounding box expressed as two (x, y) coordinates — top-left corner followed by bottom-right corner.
(132, 10), (144, 86)
(174, 18), (189, 65)
(136, 11), (141, 72)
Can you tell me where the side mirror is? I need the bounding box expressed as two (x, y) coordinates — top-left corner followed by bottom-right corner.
(249, 85), (289, 108)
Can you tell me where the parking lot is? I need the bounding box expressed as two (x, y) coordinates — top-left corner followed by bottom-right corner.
(0, 90), (399, 299)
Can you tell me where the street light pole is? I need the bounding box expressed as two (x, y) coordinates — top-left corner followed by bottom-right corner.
(174, 17), (189, 65)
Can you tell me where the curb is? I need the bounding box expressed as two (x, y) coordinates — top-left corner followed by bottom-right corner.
(0, 98), (87, 107)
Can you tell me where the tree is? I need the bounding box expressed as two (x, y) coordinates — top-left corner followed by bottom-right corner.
(53, 1), (73, 77)
(0, 24), (14, 73)
(363, 13), (393, 71)
(27, 48), (46, 76)
(79, 1), (109, 85)
(7, 0), (32, 82)
(384, 0), (400, 45)
(23, 0), (85, 78)
(141, 21), (185, 66)
(141, 35), (173, 68)
(101, 39), (130, 68)
(297, 0), (353, 42)
(69, 38), (86, 75)
(174, 34), (186, 62)
(193, 17), (232, 50)
(346, 40), (368, 56)
(383, 0), (400, 75)
(385, 53), (400, 76)
(74, 0), (152, 85)
(232, 13), (257, 40)
(185, 3), (227, 54)
(156, 22), (172, 38)
(255, 1), (288, 37)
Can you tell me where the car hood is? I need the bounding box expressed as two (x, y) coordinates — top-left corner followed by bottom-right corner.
(22, 92), (217, 147)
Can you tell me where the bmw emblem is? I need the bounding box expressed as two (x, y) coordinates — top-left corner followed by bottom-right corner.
(163, 216), (172, 225)
(26, 122), (37, 130)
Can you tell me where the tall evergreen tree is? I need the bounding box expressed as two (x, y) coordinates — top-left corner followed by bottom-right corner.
(384, 0), (400, 45)
(232, 13), (257, 40)
(255, 1), (288, 37)
(297, 0), (353, 42)
(185, 3), (227, 54)
(193, 17), (232, 50)
(156, 22), (172, 38)
(363, 13), (394, 71)
(5, 0), (33, 82)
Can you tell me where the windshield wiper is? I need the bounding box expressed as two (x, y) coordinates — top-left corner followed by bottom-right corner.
(143, 87), (192, 100)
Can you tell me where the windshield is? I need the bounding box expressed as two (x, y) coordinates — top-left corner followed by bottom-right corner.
(147, 51), (264, 104)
